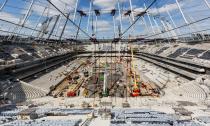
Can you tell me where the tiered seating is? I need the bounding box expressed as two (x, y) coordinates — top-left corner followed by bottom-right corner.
(167, 48), (190, 58)
(0, 80), (11, 93)
(180, 49), (206, 59)
(199, 50), (210, 60)
(22, 45), (35, 51)
(155, 47), (169, 55)
(21, 45), (41, 58)
(0, 116), (17, 125)
(3, 119), (82, 126)
(196, 116), (210, 124)
(47, 108), (93, 115)
(144, 72), (168, 89)
(6, 83), (46, 103)
(185, 49), (205, 56)
(0, 109), (22, 116)
(110, 109), (202, 126)
(173, 121), (202, 126)
(0, 52), (13, 60)
(0, 44), (73, 66)
(171, 82), (207, 100)
(18, 54), (34, 61)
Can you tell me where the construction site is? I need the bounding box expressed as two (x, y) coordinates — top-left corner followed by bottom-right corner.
(0, 0), (210, 126)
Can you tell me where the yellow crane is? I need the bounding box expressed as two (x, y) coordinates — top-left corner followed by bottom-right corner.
(129, 37), (140, 97)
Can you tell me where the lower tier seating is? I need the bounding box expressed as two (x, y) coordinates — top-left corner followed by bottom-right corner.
(6, 83), (47, 103)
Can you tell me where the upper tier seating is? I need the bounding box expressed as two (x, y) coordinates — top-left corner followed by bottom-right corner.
(167, 48), (190, 58)
(199, 50), (210, 60)
(0, 44), (73, 66)
(155, 47), (169, 55)
(186, 49), (205, 56)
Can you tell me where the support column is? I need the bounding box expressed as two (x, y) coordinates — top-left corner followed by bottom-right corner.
(142, 17), (150, 36)
(48, 15), (60, 39)
(160, 19), (171, 39)
(12, 0), (34, 40)
(117, 0), (122, 30)
(31, 7), (47, 37)
(73, 0), (79, 22)
(113, 16), (116, 38)
(204, 0), (210, 9)
(129, 0), (135, 21)
(152, 16), (163, 38)
(166, 8), (181, 38)
(21, 0), (34, 26)
(176, 0), (195, 41)
(129, 0), (135, 33)
(76, 16), (83, 39)
(176, 0), (188, 24)
(144, 4), (156, 35)
(87, 0), (92, 32)
(59, 11), (71, 40)
(0, 0), (8, 12)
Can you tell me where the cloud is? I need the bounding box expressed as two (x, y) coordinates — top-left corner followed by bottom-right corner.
(1, 0), (210, 39)
(149, 3), (180, 16)
(32, 0), (76, 16)
(0, 12), (19, 23)
(50, 0), (76, 12)
(115, 14), (129, 22)
(93, 0), (127, 10)
(94, 20), (112, 32)
(131, 2), (182, 17)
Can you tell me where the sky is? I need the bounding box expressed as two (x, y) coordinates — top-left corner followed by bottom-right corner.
(0, 0), (210, 40)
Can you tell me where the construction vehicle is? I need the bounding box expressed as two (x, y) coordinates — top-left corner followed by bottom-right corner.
(67, 78), (84, 97)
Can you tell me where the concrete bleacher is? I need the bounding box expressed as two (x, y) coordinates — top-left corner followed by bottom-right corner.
(0, 107), (206, 126)
(3, 119), (82, 126)
(155, 47), (169, 55)
(0, 107), (90, 126)
(0, 116), (17, 125)
(136, 55), (200, 80)
(138, 52), (206, 73)
(110, 109), (202, 126)
(0, 79), (14, 93)
(199, 50), (210, 60)
(5, 82), (47, 103)
(185, 49), (205, 56)
(0, 43), (73, 66)
(29, 59), (81, 92)
(196, 116), (210, 124)
(144, 72), (167, 89)
(168, 48), (190, 58)
(47, 108), (93, 115)
(139, 43), (210, 68)
(142, 45), (163, 54)
(0, 109), (22, 117)
(0, 52), (14, 60)
(179, 48), (206, 60)
(171, 82), (207, 100)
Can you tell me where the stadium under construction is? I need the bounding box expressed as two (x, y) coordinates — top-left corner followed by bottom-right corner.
(0, 0), (210, 126)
